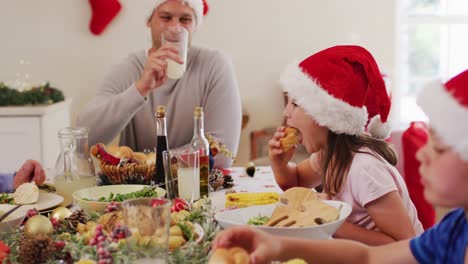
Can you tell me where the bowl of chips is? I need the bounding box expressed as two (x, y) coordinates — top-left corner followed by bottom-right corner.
(215, 200), (351, 240)
(214, 187), (352, 240)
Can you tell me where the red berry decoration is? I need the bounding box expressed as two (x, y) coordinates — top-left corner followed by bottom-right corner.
(26, 208), (39, 218)
(55, 240), (66, 249)
(105, 202), (120, 213)
(171, 198), (189, 213)
(150, 198), (167, 207)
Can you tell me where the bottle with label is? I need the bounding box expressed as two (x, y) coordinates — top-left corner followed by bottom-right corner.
(154, 105), (169, 187)
(190, 106), (210, 198)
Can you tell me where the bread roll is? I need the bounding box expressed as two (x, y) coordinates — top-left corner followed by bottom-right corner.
(209, 247), (250, 264)
(132, 152), (147, 164)
(14, 182), (39, 204)
(113, 146), (133, 160)
(280, 127), (299, 151)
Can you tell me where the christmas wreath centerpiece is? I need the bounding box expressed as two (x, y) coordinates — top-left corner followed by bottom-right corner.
(0, 198), (219, 264)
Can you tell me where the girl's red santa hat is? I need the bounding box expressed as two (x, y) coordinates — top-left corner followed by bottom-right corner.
(145, 0), (209, 26)
(418, 69), (468, 161)
(280, 45), (392, 139)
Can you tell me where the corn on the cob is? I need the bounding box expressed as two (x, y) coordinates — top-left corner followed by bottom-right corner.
(225, 192), (279, 208)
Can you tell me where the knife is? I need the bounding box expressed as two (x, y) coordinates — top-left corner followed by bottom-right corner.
(0, 204), (22, 222)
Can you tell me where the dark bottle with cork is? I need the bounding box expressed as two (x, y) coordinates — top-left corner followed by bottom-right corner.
(190, 106), (210, 198)
(154, 105), (169, 187)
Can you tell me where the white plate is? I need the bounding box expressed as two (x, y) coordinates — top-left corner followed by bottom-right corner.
(0, 192), (64, 212)
(0, 204), (26, 233)
(214, 200), (352, 240)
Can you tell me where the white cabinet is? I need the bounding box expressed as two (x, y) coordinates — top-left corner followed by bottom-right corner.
(0, 99), (71, 171)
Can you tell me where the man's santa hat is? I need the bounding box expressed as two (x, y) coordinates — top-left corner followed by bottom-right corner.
(145, 0), (209, 26)
(280, 45), (392, 139)
(417, 69), (468, 161)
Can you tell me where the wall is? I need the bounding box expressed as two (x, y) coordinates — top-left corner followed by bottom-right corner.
(0, 0), (396, 166)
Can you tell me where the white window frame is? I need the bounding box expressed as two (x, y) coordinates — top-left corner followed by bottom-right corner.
(394, 0), (468, 129)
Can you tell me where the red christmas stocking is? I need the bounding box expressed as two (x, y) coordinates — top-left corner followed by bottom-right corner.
(89, 0), (122, 35)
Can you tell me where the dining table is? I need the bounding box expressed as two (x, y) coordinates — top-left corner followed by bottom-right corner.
(209, 166), (283, 212)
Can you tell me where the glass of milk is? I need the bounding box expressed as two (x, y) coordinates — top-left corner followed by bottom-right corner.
(162, 148), (200, 203)
(161, 26), (188, 80)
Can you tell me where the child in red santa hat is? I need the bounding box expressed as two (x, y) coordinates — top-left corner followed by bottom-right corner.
(268, 45), (423, 245)
(213, 68), (468, 264)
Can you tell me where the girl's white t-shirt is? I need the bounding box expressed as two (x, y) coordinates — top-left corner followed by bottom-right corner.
(334, 148), (424, 235)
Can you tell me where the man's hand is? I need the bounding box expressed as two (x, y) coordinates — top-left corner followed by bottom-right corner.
(136, 45), (184, 97)
(14, 160), (46, 190)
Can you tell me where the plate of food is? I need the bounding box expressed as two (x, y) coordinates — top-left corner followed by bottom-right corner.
(0, 204), (27, 233)
(72, 185), (166, 213)
(0, 183), (64, 212)
(215, 187), (352, 240)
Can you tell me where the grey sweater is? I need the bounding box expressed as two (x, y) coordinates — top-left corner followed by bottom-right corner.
(77, 45), (242, 168)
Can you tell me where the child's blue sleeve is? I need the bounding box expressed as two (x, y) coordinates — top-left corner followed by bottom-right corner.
(410, 226), (439, 263)
(410, 209), (465, 263)
(0, 173), (15, 193)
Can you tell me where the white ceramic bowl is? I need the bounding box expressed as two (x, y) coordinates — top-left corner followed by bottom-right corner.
(214, 200), (352, 240)
(0, 204), (27, 233)
(73, 185), (166, 214)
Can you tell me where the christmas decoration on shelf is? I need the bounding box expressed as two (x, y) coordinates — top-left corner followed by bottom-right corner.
(0, 82), (64, 106)
(88, 0), (122, 35)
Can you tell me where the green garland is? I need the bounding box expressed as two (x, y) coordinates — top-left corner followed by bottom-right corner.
(0, 198), (219, 264)
(0, 82), (64, 106)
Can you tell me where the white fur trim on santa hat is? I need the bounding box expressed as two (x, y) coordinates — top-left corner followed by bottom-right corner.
(368, 115), (391, 139)
(145, 0), (204, 26)
(418, 80), (468, 161)
(280, 62), (368, 135)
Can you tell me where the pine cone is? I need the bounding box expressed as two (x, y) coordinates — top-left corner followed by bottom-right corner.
(223, 174), (234, 189)
(19, 234), (56, 264)
(66, 209), (88, 230)
(209, 169), (225, 191)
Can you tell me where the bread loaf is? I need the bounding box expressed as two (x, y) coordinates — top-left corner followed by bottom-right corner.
(280, 127), (299, 151)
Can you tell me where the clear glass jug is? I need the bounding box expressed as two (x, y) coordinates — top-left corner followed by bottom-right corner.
(54, 127), (96, 206)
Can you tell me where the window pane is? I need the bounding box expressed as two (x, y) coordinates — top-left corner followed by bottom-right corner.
(447, 0), (468, 15)
(448, 24), (468, 77)
(400, 96), (428, 124)
(405, 0), (441, 15)
(407, 24), (441, 79)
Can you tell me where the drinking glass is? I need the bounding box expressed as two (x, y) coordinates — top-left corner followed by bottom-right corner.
(162, 148), (200, 202)
(123, 198), (172, 263)
(161, 25), (188, 80)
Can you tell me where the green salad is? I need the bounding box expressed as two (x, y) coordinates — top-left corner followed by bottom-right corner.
(248, 215), (270, 226)
(0, 193), (13, 204)
(86, 187), (159, 202)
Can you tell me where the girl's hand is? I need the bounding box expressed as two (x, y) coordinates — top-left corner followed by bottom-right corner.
(268, 127), (296, 168)
(136, 45), (184, 96)
(212, 226), (281, 264)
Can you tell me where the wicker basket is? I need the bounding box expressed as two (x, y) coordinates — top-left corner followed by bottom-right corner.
(96, 161), (155, 185)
